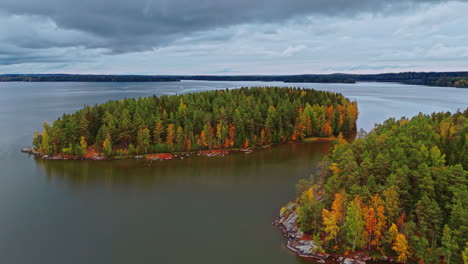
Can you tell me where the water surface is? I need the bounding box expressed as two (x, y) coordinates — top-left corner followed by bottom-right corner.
(0, 81), (466, 264)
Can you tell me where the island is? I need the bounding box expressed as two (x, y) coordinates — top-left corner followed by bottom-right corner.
(275, 109), (467, 264)
(24, 87), (358, 160)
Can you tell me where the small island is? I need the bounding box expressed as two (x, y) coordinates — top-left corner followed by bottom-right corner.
(24, 87), (358, 160)
(275, 110), (467, 264)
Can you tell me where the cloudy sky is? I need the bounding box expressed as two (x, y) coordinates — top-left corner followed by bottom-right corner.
(0, 0), (467, 74)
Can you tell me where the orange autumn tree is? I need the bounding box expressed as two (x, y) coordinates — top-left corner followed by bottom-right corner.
(364, 206), (377, 251)
(322, 121), (333, 136)
(198, 130), (208, 149)
(331, 192), (347, 226)
(228, 124), (236, 147)
(153, 121), (164, 144)
(370, 193), (386, 249)
(166, 124), (175, 148)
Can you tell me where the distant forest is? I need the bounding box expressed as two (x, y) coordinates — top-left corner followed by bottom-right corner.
(0, 74), (180, 82)
(1, 72), (468, 87)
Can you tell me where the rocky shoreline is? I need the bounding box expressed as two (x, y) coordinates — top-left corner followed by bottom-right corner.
(273, 203), (373, 264)
(21, 136), (335, 161)
(21, 147), (254, 161)
(273, 203), (329, 261)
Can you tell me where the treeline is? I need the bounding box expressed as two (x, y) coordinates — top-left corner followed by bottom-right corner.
(31, 87), (358, 157)
(183, 72), (468, 88)
(4, 72), (468, 87)
(432, 77), (468, 88)
(0, 74), (180, 82)
(291, 110), (467, 263)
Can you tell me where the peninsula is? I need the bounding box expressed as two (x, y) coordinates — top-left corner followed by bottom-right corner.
(275, 109), (468, 264)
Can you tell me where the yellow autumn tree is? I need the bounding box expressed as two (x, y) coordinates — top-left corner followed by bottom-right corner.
(392, 233), (409, 263)
(322, 192), (346, 245)
(388, 223), (399, 244)
(331, 192), (346, 226)
(322, 208), (339, 243)
(166, 123), (175, 147)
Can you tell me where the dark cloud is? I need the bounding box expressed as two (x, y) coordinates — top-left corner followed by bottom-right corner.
(1, 0), (447, 53)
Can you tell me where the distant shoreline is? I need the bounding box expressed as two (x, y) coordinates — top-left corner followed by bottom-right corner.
(2, 72), (467, 88)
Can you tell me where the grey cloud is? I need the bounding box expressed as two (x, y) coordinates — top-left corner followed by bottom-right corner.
(0, 0), (449, 53)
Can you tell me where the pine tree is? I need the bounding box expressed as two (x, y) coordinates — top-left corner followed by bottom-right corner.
(440, 225), (458, 264)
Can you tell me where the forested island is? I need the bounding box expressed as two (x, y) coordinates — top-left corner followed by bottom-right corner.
(276, 110), (467, 263)
(3, 72), (468, 88)
(25, 87), (357, 160)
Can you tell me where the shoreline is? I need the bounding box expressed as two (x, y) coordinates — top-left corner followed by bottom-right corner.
(21, 136), (336, 161)
(273, 203), (382, 264)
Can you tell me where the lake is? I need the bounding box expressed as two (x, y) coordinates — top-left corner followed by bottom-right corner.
(0, 81), (466, 264)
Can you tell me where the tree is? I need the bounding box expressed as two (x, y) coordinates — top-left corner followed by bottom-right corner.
(370, 194), (386, 249)
(440, 225), (458, 264)
(153, 121), (164, 144)
(103, 133), (112, 157)
(331, 192), (346, 226)
(322, 208), (339, 244)
(463, 242), (468, 264)
(415, 194), (443, 248)
(199, 130), (208, 149)
(228, 123), (236, 147)
(176, 126), (184, 151)
(41, 126), (52, 155)
(322, 121), (332, 137)
(137, 128), (151, 154)
(364, 206), (377, 251)
(392, 233), (409, 263)
(383, 186), (400, 224)
(297, 187), (323, 234)
(78, 136), (87, 156)
(388, 223), (399, 244)
(166, 124), (175, 148)
(344, 196), (366, 251)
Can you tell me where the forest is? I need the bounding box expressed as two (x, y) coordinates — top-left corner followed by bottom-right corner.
(431, 77), (468, 88)
(286, 109), (467, 263)
(31, 87), (358, 158)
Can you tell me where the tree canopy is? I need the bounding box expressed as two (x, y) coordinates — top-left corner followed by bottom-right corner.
(294, 109), (467, 263)
(32, 87), (357, 157)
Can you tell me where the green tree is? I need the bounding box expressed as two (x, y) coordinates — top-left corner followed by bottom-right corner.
(440, 225), (458, 264)
(136, 128), (151, 154)
(344, 196), (366, 251)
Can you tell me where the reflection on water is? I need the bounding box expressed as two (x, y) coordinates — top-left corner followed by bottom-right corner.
(30, 141), (331, 264)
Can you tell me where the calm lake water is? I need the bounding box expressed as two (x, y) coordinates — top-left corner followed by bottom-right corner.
(0, 81), (466, 264)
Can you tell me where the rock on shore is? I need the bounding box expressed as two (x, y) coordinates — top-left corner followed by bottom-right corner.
(273, 202), (329, 260)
